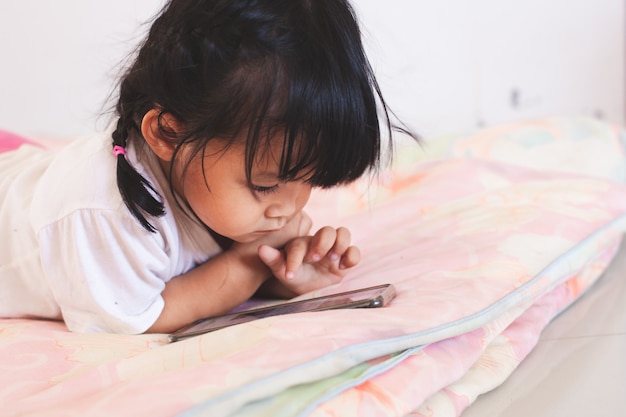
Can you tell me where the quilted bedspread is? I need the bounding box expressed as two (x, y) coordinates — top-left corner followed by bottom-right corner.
(2, 117), (626, 417)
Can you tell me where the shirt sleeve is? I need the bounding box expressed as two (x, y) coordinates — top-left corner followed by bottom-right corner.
(37, 208), (171, 334)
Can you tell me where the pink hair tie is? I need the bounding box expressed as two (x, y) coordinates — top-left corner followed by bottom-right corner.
(113, 145), (127, 157)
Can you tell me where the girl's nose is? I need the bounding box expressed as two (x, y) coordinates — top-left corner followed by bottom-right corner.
(265, 198), (295, 220)
(265, 183), (312, 219)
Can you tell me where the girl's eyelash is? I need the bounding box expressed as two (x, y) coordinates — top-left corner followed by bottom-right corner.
(251, 184), (280, 194)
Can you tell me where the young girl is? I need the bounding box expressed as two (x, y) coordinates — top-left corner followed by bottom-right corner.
(0, 0), (414, 334)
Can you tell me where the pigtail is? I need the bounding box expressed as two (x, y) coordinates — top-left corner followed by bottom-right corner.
(112, 116), (165, 233)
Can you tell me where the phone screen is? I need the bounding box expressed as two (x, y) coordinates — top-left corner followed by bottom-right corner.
(168, 283), (395, 342)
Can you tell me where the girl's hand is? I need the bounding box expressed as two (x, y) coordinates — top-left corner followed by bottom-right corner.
(231, 211), (313, 260)
(146, 212), (313, 333)
(257, 226), (360, 295)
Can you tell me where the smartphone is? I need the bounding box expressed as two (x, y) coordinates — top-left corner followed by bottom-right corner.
(168, 283), (396, 342)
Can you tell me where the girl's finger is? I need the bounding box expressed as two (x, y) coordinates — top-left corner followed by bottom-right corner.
(283, 237), (309, 280)
(257, 245), (287, 278)
(329, 227), (352, 260)
(339, 245), (360, 269)
(306, 226), (337, 262)
(297, 211), (313, 235)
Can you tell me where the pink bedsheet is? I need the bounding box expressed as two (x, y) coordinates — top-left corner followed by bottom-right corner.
(1, 117), (625, 417)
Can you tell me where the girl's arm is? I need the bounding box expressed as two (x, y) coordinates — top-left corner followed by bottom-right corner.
(146, 244), (270, 333)
(146, 211), (313, 334)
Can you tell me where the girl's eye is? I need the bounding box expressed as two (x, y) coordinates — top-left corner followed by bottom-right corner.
(251, 184), (280, 195)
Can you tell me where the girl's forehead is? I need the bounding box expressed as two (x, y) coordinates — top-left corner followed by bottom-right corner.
(202, 135), (284, 167)
(198, 127), (313, 181)
(250, 138), (287, 170)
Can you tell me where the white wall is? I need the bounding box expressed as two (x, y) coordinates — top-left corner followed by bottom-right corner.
(356, 0), (625, 137)
(0, 0), (623, 139)
(0, 0), (164, 138)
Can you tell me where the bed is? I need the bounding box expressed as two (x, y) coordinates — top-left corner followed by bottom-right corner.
(462, 236), (626, 417)
(2, 116), (625, 417)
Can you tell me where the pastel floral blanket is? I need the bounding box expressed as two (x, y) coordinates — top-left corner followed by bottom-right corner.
(2, 117), (626, 417)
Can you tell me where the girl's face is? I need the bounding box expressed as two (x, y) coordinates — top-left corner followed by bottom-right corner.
(171, 139), (312, 243)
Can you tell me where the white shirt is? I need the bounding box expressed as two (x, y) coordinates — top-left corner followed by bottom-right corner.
(0, 128), (221, 333)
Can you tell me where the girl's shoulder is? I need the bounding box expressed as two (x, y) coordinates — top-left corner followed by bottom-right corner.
(29, 129), (135, 230)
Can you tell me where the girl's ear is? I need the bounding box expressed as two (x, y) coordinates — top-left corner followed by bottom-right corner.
(141, 109), (183, 162)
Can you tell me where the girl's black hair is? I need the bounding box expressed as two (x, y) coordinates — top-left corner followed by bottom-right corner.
(112, 0), (417, 232)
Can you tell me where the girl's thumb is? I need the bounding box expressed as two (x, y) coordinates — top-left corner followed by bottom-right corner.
(257, 245), (284, 273)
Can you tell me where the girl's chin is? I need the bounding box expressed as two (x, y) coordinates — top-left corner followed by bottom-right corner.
(231, 232), (268, 244)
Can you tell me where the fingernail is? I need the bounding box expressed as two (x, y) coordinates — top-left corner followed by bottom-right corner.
(312, 254), (321, 262)
(286, 271), (295, 280)
(330, 253), (340, 262)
